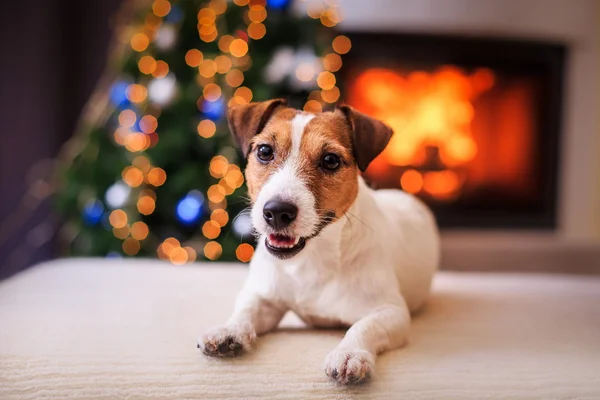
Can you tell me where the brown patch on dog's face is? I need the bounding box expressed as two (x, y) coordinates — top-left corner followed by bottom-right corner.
(296, 113), (359, 222)
(244, 108), (296, 202)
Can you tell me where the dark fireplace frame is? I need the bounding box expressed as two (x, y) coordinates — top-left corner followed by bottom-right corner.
(339, 32), (567, 230)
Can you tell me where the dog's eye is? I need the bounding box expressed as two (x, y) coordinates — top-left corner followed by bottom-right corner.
(321, 153), (341, 171)
(257, 144), (274, 163)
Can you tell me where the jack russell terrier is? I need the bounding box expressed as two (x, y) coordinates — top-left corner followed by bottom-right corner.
(198, 99), (440, 384)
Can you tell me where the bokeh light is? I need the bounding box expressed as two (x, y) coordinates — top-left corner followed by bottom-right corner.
(185, 49), (204, 67)
(152, 60), (170, 78)
(147, 167), (167, 186)
(109, 210), (128, 229)
(139, 115), (158, 133)
(203, 83), (222, 102)
(215, 55), (232, 74)
(332, 35), (352, 54)
(139, 56), (158, 74)
(122, 237), (141, 256)
(210, 209), (229, 227)
(176, 191), (205, 224)
(248, 5), (267, 23)
(229, 39), (249, 58)
(137, 196), (156, 215)
(122, 167), (145, 187)
(248, 22), (266, 40)
(197, 119), (216, 138)
(152, 0), (171, 17)
(131, 221), (149, 240)
(199, 59), (218, 78)
(317, 71), (336, 90)
(323, 53), (342, 72)
(225, 69), (244, 87)
(204, 241), (222, 260)
(202, 220), (221, 239)
(118, 109), (137, 128)
(236, 243), (254, 262)
(131, 33), (150, 52)
(304, 100), (322, 113)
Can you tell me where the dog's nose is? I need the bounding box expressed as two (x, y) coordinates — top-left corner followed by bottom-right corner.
(263, 200), (298, 229)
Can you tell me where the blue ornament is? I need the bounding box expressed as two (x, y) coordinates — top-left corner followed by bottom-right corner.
(267, 0), (290, 9)
(165, 5), (183, 23)
(202, 98), (225, 121)
(110, 81), (130, 107)
(176, 191), (205, 224)
(83, 199), (104, 226)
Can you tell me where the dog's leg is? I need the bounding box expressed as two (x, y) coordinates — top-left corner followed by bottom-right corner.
(198, 289), (286, 357)
(323, 302), (410, 384)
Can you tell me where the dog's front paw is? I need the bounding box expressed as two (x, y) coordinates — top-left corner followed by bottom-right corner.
(197, 325), (256, 357)
(323, 349), (375, 384)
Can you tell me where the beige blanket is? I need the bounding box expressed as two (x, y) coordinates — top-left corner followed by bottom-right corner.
(1, 259), (599, 399)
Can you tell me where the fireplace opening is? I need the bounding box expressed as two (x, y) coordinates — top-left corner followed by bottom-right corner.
(340, 33), (566, 229)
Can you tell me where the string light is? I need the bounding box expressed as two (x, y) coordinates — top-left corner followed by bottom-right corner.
(209, 155), (229, 178)
(139, 115), (158, 133)
(124, 133), (150, 152)
(147, 167), (167, 186)
(152, 0), (171, 17)
(233, 0), (249, 5)
(304, 100), (322, 113)
(137, 195), (156, 215)
(131, 221), (149, 240)
(126, 84), (148, 103)
(211, 209), (229, 227)
(184, 246), (197, 262)
(131, 33), (150, 52)
(207, 184), (226, 203)
(113, 225), (130, 239)
(152, 61), (169, 78)
(247, 22), (266, 40)
(122, 237), (141, 256)
(248, 5), (267, 23)
(199, 59), (217, 78)
(332, 35), (351, 54)
(317, 71), (336, 90)
(109, 210), (128, 229)
(197, 120), (216, 138)
(209, 0), (227, 14)
(118, 109), (137, 127)
(202, 220), (221, 239)
(122, 167), (145, 187)
(236, 243), (254, 262)
(203, 241), (222, 260)
(203, 83), (222, 102)
(225, 69), (244, 87)
(169, 246), (188, 265)
(321, 86), (340, 103)
(234, 86), (253, 103)
(215, 55), (232, 74)
(322, 53), (342, 72)
(139, 56), (158, 74)
(176, 191), (204, 224)
(185, 49), (204, 67)
(218, 35), (235, 53)
(197, 7), (216, 25)
(229, 39), (249, 58)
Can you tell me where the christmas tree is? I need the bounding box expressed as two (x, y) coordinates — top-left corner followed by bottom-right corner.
(55, 0), (349, 263)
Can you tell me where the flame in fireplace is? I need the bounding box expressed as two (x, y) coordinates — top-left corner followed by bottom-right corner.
(349, 66), (496, 200)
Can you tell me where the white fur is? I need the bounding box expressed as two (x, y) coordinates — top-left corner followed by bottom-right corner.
(250, 114), (319, 239)
(199, 115), (440, 384)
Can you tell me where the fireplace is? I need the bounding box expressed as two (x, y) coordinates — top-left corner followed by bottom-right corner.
(340, 33), (566, 229)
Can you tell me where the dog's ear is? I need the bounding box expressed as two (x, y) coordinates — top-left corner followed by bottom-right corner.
(227, 99), (287, 157)
(336, 105), (393, 172)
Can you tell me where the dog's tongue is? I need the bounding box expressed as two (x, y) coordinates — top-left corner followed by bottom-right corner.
(268, 234), (296, 246)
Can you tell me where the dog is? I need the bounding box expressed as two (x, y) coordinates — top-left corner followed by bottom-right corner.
(198, 99), (440, 384)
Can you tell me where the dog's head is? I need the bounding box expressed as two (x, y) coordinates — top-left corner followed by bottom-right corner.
(228, 99), (392, 259)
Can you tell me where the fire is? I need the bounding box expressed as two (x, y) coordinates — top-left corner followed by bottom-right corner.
(348, 66), (496, 200)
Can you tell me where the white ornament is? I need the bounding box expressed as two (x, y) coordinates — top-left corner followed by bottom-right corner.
(233, 212), (253, 238)
(264, 46), (295, 84)
(148, 73), (177, 106)
(105, 181), (131, 209)
(155, 25), (177, 50)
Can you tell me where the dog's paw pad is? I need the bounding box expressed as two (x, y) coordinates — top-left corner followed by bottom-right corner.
(324, 350), (374, 385)
(198, 326), (254, 358)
